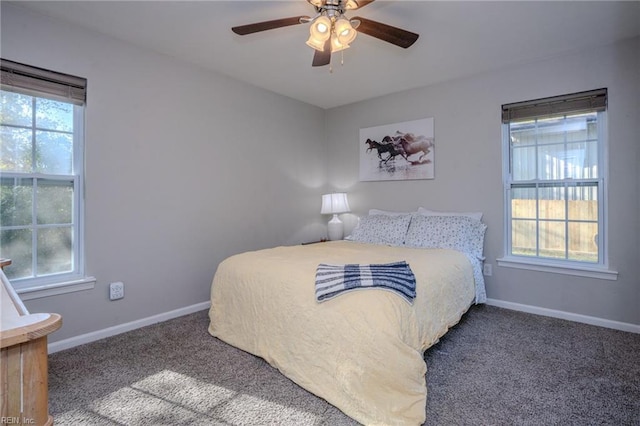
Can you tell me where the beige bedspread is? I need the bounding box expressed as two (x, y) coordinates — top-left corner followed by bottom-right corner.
(208, 241), (475, 425)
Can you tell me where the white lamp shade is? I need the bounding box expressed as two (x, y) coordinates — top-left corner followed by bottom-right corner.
(344, 0), (360, 10)
(307, 16), (332, 51)
(306, 35), (327, 51)
(330, 34), (350, 52)
(309, 16), (331, 40)
(321, 193), (350, 215)
(334, 18), (357, 46)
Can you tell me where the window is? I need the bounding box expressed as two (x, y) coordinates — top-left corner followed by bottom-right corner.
(499, 89), (616, 279)
(1, 59), (90, 293)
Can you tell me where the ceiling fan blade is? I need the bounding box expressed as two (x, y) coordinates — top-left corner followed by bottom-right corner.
(345, 0), (375, 10)
(232, 16), (309, 35)
(352, 16), (419, 49)
(312, 38), (332, 67)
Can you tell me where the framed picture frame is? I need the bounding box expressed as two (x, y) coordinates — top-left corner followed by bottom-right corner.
(359, 117), (434, 181)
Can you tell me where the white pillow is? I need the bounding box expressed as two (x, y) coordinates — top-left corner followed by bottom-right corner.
(404, 214), (487, 259)
(348, 214), (412, 246)
(417, 207), (483, 221)
(369, 208), (415, 217)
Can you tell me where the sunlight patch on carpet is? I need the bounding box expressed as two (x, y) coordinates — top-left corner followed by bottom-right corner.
(80, 369), (321, 425)
(212, 393), (322, 424)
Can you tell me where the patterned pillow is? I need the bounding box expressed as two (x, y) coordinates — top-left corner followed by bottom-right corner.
(404, 215), (487, 259)
(348, 214), (412, 246)
(369, 209), (415, 217)
(417, 207), (483, 221)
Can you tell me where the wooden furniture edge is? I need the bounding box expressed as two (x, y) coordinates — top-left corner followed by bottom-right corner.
(0, 313), (62, 348)
(1, 268), (63, 347)
(0, 265), (61, 426)
(0, 258), (11, 270)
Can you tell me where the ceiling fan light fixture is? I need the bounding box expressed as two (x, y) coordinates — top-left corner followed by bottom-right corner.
(310, 15), (332, 37)
(307, 15), (332, 51)
(330, 33), (350, 52)
(317, 22), (329, 33)
(334, 17), (357, 45)
(306, 35), (328, 51)
(344, 0), (359, 10)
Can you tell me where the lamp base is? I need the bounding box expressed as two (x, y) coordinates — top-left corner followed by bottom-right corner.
(327, 214), (344, 241)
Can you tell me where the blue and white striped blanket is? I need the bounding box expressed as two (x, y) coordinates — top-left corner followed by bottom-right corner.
(315, 261), (416, 304)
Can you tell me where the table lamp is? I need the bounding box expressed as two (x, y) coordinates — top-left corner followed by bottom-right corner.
(321, 193), (351, 241)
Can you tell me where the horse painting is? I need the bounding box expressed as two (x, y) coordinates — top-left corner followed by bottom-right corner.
(365, 138), (405, 163)
(394, 132), (433, 163)
(360, 117), (435, 181)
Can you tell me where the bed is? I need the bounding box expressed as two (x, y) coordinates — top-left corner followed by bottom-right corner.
(208, 212), (487, 425)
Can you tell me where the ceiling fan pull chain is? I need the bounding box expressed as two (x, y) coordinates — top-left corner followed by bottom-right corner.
(341, 50), (344, 66)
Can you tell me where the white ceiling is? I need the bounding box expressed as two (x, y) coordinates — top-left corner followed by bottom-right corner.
(10, 1), (640, 109)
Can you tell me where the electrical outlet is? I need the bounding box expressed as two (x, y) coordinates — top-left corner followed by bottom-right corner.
(109, 282), (124, 300)
(483, 263), (493, 277)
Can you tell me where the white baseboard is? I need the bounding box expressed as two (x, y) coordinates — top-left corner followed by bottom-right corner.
(48, 298), (637, 354)
(48, 301), (211, 354)
(486, 298), (640, 334)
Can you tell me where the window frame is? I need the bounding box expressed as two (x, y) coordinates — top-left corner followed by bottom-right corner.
(497, 90), (617, 280)
(1, 60), (94, 297)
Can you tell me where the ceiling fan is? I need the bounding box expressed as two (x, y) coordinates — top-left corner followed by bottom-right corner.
(231, 0), (419, 68)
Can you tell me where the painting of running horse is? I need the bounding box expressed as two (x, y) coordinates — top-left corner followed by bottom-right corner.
(359, 117), (435, 181)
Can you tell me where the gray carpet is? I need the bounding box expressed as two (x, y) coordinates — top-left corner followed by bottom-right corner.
(48, 305), (640, 425)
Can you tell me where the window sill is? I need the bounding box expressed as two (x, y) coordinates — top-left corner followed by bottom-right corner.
(496, 257), (618, 281)
(16, 276), (96, 301)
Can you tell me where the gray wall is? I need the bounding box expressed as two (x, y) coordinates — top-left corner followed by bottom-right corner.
(325, 37), (640, 326)
(2, 4), (328, 342)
